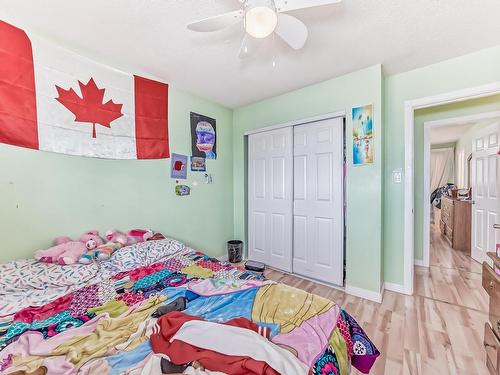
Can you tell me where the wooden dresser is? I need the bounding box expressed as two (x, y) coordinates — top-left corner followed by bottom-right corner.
(440, 197), (472, 253)
(483, 252), (500, 375)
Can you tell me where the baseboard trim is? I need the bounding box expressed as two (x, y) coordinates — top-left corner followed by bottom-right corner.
(383, 281), (407, 295)
(345, 285), (383, 303)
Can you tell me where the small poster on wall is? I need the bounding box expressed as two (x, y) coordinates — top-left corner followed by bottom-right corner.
(170, 153), (188, 179)
(352, 104), (374, 165)
(190, 156), (206, 172)
(191, 112), (216, 159)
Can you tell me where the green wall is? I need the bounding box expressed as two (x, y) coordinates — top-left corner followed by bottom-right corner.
(233, 65), (384, 293)
(384, 45), (500, 284)
(2, 34), (500, 293)
(412, 94), (500, 262)
(0, 87), (234, 262)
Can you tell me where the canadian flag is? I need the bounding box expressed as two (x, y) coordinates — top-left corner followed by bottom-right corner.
(0, 21), (169, 159)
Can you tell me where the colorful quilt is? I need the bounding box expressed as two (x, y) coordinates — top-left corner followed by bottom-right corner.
(0, 238), (379, 374)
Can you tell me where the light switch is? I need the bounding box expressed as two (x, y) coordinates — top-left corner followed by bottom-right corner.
(392, 169), (402, 184)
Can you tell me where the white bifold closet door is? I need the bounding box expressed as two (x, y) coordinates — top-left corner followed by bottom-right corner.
(248, 127), (293, 272)
(247, 117), (344, 285)
(292, 118), (344, 285)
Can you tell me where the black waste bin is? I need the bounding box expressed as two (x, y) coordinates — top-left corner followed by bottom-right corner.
(227, 240), (243, 263)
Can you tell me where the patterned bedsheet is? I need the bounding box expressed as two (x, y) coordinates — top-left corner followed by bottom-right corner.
(0, 238), (379, 374)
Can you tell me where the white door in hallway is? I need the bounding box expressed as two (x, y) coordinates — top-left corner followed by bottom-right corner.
(471, 121), (499, 265)
(292, 118), (344, 285)
(248, 127), (293, 271)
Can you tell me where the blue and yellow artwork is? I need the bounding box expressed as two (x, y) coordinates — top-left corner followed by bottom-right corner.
(352, 104), (374, 165)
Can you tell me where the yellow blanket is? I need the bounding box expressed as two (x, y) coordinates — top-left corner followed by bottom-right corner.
(12, 295), (164, 370)
(251, 283), (334, 333)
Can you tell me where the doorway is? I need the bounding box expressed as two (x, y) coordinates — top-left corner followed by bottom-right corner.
(422, 111), (500, 269)
(403, 83), (500, 295)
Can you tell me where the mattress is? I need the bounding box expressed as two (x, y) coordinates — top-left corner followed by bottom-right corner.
(0, 238), (379, 374)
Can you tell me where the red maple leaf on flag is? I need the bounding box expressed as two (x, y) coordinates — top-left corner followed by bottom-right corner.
(55, 78), (124, 138)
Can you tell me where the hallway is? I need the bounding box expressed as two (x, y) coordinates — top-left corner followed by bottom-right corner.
(415, 221), (488, 311)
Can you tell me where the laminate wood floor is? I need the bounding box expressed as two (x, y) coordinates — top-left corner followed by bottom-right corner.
(263, 222), (489, 375)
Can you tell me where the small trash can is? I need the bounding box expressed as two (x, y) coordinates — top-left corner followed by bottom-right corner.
(227, 240), (243, 263)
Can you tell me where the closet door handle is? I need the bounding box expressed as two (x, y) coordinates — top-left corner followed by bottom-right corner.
(494, 224), (500, 229)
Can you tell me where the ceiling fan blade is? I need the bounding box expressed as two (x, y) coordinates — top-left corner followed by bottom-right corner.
(275, 13), (308, 50)
(274, 0), (342, 13)
(187, 10), (243, 32)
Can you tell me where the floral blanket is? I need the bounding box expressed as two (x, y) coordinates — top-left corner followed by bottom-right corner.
(0, 238), (379, 374)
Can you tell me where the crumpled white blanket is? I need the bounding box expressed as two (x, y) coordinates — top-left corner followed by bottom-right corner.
(172, 320), (309, 375)
(0, 238), (189, 316)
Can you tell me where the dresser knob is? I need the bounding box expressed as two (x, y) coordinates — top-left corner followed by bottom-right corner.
(490, 281), (494, 290)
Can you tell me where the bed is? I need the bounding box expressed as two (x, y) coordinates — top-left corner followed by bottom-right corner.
(0, 237), (379, 374)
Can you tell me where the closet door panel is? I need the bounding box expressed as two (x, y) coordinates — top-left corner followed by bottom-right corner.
(248, 127), (293, 271)
(252, 212), (267, 257)
(292, 117), (344, 286)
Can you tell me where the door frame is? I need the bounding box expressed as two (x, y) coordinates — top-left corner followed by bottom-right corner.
(245, 110), (346, 283)
(421, 111), (500, 269)
(403, 82), (500, 296)
(244, 110), (346, 136)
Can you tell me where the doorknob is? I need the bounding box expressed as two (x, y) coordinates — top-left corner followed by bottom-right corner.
(494, 224), (500, 229)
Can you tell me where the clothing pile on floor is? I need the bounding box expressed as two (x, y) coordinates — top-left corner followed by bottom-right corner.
(0, 238), (379, 374)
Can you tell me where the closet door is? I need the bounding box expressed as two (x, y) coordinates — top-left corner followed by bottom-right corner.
(248, 127), (293, 271)
(293, 117), (344, 285)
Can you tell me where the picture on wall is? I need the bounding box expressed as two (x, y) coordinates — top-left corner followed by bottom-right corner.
(170, 153), (188, 179)
(190, 156), (206, 172)
(352, 104), (374, 165)
(191, 112), (216, 159)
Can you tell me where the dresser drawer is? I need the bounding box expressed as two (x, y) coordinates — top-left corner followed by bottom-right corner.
(484, 322), (500, 375)
(483, 261), (500, 338)
(441, 200), (454, 228)
(439, 220), (446, 235)
(441, 198), (454, 214)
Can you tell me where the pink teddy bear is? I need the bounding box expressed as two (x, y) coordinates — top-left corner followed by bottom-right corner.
(35, 231), (104, 265)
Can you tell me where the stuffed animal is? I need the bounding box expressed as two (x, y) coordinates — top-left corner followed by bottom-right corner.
(146, 232), (166, 241)
(127, 229), (153, 244)
(104, 229), (128, 246)
(35, 231), (104, 265)
(79, 241), (123, 264)
(80, 228), (131, 264)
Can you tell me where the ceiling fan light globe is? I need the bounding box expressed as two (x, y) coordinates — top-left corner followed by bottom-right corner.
(245, 6), (277, 38)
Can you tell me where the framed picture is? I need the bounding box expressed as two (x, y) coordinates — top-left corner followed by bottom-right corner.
(191, 112), (216, 159)
(170, 153), (188, 179)
(352, 104), (374, 165)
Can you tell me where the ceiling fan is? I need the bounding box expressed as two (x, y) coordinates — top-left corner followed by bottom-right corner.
(187, 0), (342, 57)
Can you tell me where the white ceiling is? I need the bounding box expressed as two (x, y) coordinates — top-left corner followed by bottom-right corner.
(430, 123), (475, 144)
(1, 0), (500, 108)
